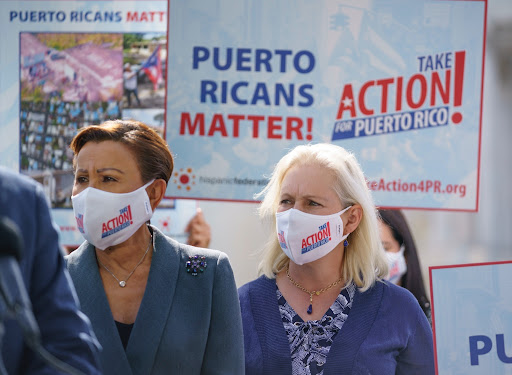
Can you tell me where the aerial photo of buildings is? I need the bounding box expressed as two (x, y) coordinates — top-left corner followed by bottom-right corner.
(20, 33), (123, 102)
(18, 32), (165, 208)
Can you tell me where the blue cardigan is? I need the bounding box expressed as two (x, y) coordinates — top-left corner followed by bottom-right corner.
(66, 226), (244, 375)
(239, 276), (435, 374)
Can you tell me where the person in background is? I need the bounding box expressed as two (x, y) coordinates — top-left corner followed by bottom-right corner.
(185, 207), (211, 248)
(238, 143), (434, 374)
(66, 120), (244, 374)
(378, 209), (432, 322)
(123, 63), (141, 107)
(65, 207), (211, 254)
(0, 166), (101, 374)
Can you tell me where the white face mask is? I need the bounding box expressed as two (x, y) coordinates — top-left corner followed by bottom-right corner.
(276, 206), (352, 265)
(385, 245), (407, 284)
(71, 180), (154, 250)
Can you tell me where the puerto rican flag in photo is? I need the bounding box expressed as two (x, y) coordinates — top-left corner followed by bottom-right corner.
(141, 45), (162, 90)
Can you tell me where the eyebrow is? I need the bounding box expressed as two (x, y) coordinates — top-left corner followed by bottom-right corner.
(279, 193), (327, 204)
(302, 194), (326, 202)
(75, 167), (125, 174)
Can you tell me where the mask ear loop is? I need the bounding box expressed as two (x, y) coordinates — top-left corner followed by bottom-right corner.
(144, 179), (157, 226)
(340, 204), (353, 248)
(341, 205), (353, 248)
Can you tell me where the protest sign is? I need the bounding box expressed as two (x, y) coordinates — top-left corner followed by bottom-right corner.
(166, 0), (487, 211)
(0, 0), (196, 245)
(430, 261), (512, 374)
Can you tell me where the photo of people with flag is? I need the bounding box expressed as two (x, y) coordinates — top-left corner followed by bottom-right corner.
(122, 32), (166, 109)
(141, 44), (163, 91)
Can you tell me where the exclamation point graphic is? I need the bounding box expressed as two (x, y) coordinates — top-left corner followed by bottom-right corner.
(452, 51), (465, 124)
(306, 118), (313, 141)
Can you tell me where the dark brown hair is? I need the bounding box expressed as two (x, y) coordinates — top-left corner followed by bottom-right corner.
(70, 120), (174, 185)
(378, 209), (431, 320)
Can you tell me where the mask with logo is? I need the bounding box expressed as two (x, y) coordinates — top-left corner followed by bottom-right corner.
(71, 180), (154, 250)
(276, 206), (352, 265)
(385, 245), (407, 284)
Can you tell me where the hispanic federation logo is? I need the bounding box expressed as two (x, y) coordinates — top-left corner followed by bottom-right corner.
(173, 167), (196, 191)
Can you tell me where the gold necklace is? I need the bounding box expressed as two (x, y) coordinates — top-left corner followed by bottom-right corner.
(97, 233), (152, 288)
(286, 265), (343, 315)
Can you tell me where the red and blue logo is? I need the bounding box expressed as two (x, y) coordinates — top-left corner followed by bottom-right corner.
(101, 205), (133, 238)
(277, 230), (288, 250)
(301, 222), (331, 254)
(332, 51), (466, 141)
(75, 213), (84, 234)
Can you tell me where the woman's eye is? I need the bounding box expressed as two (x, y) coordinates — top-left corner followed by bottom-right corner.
(102, 176), (117, 182)
(75, 176), (88, 184)
(279, 199), (291, 205)
(309, 200), (320, 206)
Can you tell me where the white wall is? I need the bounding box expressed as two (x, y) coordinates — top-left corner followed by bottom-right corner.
(199, 201), (266, 287)
(199, 0), (512, 289)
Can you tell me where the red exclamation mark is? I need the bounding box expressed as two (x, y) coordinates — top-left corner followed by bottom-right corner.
(452, 51), (465, 124)
(128, 205), (133, 225)
(306, 118), (313, 141)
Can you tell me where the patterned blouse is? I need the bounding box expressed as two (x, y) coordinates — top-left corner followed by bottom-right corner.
(277, 282), (356, 375)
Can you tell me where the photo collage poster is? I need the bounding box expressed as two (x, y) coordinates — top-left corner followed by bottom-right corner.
(1, 1), (196, 246)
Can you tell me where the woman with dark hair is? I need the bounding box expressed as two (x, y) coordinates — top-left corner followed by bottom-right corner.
(65, 120), (244, 374)
(378, 209), (431, 322)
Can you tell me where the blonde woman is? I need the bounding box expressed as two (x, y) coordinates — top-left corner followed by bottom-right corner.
(238, 143), (434, 374)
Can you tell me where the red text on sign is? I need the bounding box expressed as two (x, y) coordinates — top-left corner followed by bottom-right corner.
(179, 112), (313, 140)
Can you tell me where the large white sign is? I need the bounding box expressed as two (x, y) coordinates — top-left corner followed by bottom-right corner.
(166, 0), (486, 211)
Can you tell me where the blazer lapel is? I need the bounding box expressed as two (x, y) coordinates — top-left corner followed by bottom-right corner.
(125, 227), (179, 375)
(68, 243), (133, 375)
(324, 281), (384, 374)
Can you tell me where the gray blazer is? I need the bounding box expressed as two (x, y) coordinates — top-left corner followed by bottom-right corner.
(66, 225), (244, 375)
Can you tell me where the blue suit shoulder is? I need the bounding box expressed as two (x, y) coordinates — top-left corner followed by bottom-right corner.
(0, 167), (102, 375)
(381, 280), (421, 304)
(0, 167), (45, 216)
(238, 275), (270, 293)
(378, 280), (428, 323)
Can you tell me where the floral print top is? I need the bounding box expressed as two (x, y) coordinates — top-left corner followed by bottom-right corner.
(277, 282), (356, 375)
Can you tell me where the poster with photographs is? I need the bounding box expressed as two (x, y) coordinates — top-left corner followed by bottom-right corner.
(1, 1), (195, 246)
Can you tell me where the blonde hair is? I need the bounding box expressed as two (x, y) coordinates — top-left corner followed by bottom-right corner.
(255, 143), (388, 291)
